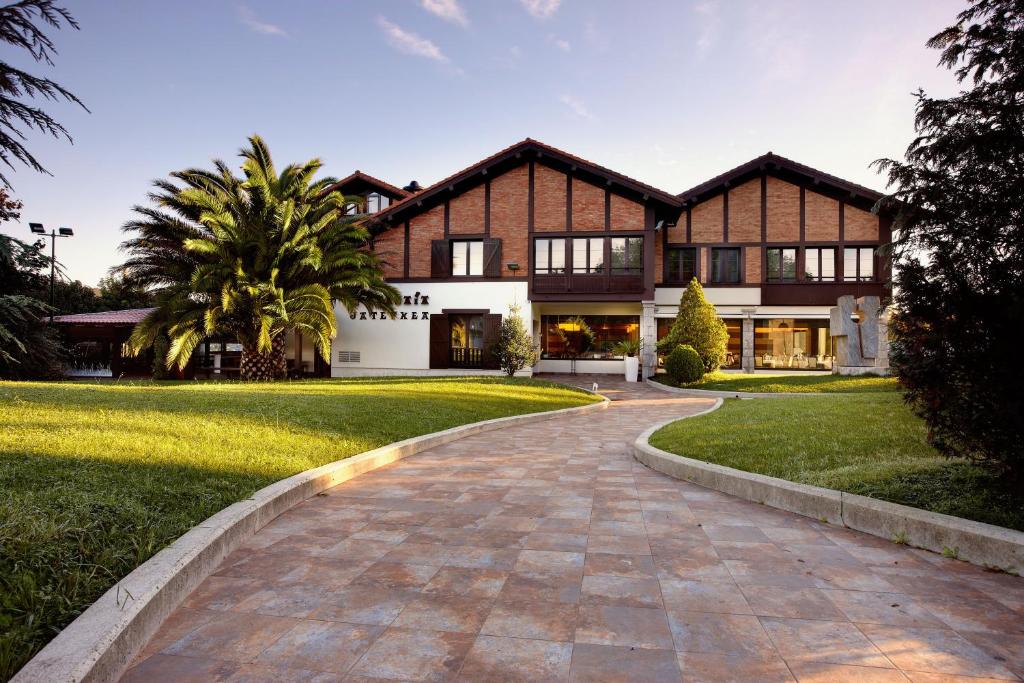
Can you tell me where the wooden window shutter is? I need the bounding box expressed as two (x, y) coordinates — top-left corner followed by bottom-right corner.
(430, 240), (450, 278)
(481, 313), (502, 369)
(482, 239), (502, 278)
(429, 313), (449, 369)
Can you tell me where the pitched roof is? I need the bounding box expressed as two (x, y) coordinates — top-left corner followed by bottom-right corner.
(325, 170), (410, 200)
(51, 308), (155, 325)
(677, 152), (885, 207)
(370, 138), (682, 226)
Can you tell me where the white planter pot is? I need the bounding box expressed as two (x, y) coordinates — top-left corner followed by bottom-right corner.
(624, 356), (639, 382)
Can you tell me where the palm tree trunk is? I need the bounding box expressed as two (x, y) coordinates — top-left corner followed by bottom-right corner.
(240, 334), (287, 381)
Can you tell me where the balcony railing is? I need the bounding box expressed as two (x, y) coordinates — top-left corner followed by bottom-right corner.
(449, 347), (483, 368)
(533, 271), (643, 295)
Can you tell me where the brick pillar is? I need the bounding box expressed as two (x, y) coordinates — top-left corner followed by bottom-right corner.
(641, 300), (657, 379)
(741, 317), (755, 374)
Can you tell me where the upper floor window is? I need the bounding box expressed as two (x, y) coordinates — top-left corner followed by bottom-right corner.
(766, 248), (798, 283)
(451, 240), (483, 276)
(534, 238), (566, 275)
(711, 247), (741, 283)
(610, 236), (643, 273)
(804, 247), (836, 282)
(666, 247), (697, 284)
(572, 238), (605, 274)
(366, 193), (390, 213)
(844, 247), (875, 282)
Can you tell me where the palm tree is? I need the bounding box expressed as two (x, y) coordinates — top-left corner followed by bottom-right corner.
(119, 135), (400, 380)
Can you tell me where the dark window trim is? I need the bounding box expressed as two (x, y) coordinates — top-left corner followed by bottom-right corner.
(534, 237), (567, 275)
(610, 235), (644, 274)
(843, 245), (876, 282)
(765, 246), (798, 283)
(665, 246), (697, 284)
(803, 246), (837, 282)
(710, 247), (742, 284)
(450, 239), (484, 277)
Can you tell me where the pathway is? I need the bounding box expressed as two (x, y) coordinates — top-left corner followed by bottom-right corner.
(123, 376), (1024, 682)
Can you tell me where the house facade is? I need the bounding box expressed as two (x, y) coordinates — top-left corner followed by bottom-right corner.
(332, 139), (890, 377)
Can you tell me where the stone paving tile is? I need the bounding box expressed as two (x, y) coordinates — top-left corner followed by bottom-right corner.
(122, 375), (1024, 683)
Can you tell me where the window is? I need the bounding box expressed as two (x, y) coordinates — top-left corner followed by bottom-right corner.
(451, 240), (483, 276)
(754, 319), (835, 370)
(540, 315), (640, 359)
(710, 248), (741, 283)
(449, 315), (484, 368)
(804, 248), (836, 281)
(610, 237), (643, 273)
(534, 238), (566, 274)
(844, 247), (875, 281)
(572, 238), (605, 274)
(766, 248), (797, 282)
(366, 193), (390, 213)
(666, 247), (697, 283)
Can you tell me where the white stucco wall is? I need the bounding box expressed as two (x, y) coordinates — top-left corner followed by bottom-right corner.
(331, 281), (529, 375)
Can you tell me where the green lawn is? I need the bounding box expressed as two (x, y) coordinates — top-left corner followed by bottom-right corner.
(653, 370), (899, 394)
(649, 392), (1022, 533)
(0, 377), (596, 680)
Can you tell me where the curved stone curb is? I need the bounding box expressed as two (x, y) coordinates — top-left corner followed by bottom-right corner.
(635, 412), (1024, 575)
(13, 396), (609, 683)
(644, 377), (845, 399)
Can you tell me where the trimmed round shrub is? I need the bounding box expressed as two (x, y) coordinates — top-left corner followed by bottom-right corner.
(665, 344), (704, 384)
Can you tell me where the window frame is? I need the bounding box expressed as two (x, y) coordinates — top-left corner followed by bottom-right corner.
(534, 238), (567, 275)
(804, 247), (836, 282)
(451, 239), (484, 277)
(610, 236), (643, 274)
(665, 246), (697, 284)
(710, 247), (742, 284)
(765, 247), (798, 283)
(843, 246), (876, 282)
(572, 237), (606, 274)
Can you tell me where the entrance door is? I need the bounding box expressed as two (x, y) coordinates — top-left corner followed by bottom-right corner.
(449, 314), (484, 368)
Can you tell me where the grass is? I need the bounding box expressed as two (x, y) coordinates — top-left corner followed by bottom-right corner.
(652, 370), (900, 394)
(0, 376), (596, 680)
(649, 392), (1023, 533)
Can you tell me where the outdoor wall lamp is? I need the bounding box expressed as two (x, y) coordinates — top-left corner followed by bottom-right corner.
(27, 222), (75, 323)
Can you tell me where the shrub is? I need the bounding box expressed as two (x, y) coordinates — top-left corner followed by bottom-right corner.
(657, 278), (728, 372)
(665, 344), (704, 384)
(493, 304), (537, 377)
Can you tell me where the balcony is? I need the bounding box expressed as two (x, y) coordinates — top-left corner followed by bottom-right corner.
(760, 281), (888, 306)
(533, 271), (644, 298)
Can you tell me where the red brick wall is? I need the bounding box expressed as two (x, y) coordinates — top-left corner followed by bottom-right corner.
(408, 204), (444, 277)
(745, 246), (761, 284)
(448, 184), (485, 234)
(766, 177), (800, 242)
(805, 190), (839, 241)
(534, 164), (567, 232)
(666, 211), (687, 243)
(728, 179), (761, 242)
(654, 236), (664, 284)
(844, 204), (879, 241)
(571, 178), (604, 231)
(692, 194), (724, 242)
(610, 193), (644, 231)
(490, 164), (530, 277)
(373, 226), (405, 279)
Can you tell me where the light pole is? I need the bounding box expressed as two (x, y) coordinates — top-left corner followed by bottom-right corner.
(28, 222), (74, 324)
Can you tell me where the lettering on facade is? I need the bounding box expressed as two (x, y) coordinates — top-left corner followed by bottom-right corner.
(350, 291), (431, 321)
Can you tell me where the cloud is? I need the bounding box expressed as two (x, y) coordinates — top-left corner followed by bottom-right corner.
(237, 4), (287, 37)
(694, 1), (720, 56)
(420, 0), (468, 27)
(584, 19), (609, 52)
(551, 36), (571, 52)
(521, 0), (561, 19)
(377, 16), (449, 63)
(559, 94), (595, 120)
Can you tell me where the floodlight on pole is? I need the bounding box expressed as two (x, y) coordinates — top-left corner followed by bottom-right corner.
(26, 222), (75, 323)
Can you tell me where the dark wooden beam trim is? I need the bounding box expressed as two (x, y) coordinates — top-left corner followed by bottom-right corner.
(528, 162), (535, 233)
(761, 174), (768, 287)
(686, 208), (692, 243)
(604, 189), (611, 231)
(483, 180), (491, 236)
(799, 186), (806, 243)
(838, 201), (846, 281)
(443, 201), (450, 236)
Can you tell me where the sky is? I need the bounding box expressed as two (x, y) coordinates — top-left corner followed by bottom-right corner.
(1, 0), (965, 287)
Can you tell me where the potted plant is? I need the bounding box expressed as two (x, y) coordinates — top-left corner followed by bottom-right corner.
(613, 337), (643, 382)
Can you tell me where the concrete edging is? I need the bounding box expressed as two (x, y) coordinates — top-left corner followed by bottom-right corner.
(644, 377), (844, 399)
(634, 409), (1024, 575)
(14, 395), (609, 683)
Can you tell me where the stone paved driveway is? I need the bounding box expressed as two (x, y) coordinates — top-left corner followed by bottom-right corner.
(123, 376), (1024, 682)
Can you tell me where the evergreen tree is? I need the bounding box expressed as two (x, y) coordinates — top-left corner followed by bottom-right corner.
(493, 304), (537, 376)
(876, 0), (1024, 479)
(657, 278), (728, 372)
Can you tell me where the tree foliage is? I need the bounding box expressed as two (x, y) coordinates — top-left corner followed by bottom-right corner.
(665, 344), (704, 384)
(493, 304), (537, 377)
(555, 315), (594, 358)
(0, 0), (87, 188)
(0, 232), (64, 377)
(118, 135), (400, 380)
(657, 278), (728, 372)
(875, 0), (1024, 478)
